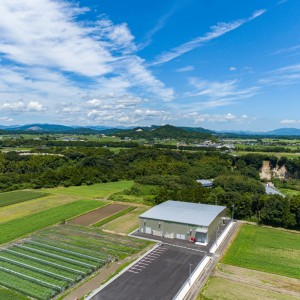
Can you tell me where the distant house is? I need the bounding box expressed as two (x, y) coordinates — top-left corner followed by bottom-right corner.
(196, 179), (213, 188)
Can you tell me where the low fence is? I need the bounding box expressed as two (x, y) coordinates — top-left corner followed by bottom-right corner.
(172, 256), (211, 300)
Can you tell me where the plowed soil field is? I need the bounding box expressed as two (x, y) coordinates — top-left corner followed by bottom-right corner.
(68, 204), (129, 226)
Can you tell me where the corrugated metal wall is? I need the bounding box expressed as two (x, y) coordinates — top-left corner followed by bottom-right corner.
(139, 206), (227, 244)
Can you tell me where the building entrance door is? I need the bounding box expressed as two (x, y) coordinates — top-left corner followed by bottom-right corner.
(195, 232), (207, 243)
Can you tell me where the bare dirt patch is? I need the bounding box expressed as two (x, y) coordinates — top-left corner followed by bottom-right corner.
(68, 204), (129, 226)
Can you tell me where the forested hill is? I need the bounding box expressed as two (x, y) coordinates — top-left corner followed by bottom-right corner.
(115, 124), (213, 140)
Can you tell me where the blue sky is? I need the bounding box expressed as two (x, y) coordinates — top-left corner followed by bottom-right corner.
(0, 0), (299, 131)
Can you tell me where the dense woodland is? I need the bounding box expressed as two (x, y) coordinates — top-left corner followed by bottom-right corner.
(0, 144), (299, 229)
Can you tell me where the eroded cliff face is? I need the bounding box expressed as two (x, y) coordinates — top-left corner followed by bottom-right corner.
(260, 161), (288, 180)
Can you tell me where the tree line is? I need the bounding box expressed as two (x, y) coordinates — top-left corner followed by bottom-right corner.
(0, 146), (299, 229)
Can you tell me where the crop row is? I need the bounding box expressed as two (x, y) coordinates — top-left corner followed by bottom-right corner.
(22, 242), (100, 267)
(0, 249), (82, 279)
(0, 269), (54, 300)
(55, 225), (146, 248)
(11, 246), (91, 274)
(45, 227), (141, 252)
(34, 234), (109, 259)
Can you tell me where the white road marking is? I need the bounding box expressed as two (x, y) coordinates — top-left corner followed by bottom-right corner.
(127, 270), (139, 274)
(136, 264), (146, 268)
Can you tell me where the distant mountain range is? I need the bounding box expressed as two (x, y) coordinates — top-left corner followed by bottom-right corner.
(220, 128), (300, 136)
(1, 123), (300, 137)
(114, 124), (213, 139)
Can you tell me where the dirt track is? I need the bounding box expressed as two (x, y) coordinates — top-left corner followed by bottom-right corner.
(68, 204), (129, 226)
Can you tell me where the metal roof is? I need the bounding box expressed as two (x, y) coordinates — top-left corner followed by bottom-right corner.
(139, 200), (226, 227)
(265, 185), (285, 197)
(196, 179), (213, 187)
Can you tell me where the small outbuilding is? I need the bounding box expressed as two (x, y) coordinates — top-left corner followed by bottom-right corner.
(139, 200), (227, 245)
(196, 179), (213, 188)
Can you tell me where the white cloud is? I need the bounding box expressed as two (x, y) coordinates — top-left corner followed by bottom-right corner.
(280, 119), (300, 124)
(27, 101), (46, 111)
(186, 77), (259, 108)
(175, 66), (195, 72)
(259, 63), (300, 86)
(138, 3), (180, 50)
(152, 10), (266, 65)
(188, 112), (255, 124)
(0, 100), (46, 112)
(229, 67), (237, 71)
(0, 117), (13, 122)
(0, 0), (173, 111)
(272, 44), (300, 56)
(0, 0), (114, 77)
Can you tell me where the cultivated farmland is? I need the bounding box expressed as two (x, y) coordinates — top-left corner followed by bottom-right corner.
(0, 194), (81, 224)
(0, 200), (106, 245)
(0, 225), (149, 299)
(69, 203), (129, 226)
(0, 286), (29, 300)
(222, 224), (300, 279)
(41, 180), (134, 198)
(0, 191), (49, 208)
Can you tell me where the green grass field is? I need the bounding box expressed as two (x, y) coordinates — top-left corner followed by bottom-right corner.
(40, 180), (134, 198)
(222, 224), (300, 279)
(0, 191), (49, 208)
(232, 151), (300, 159)
(0, 200), (105, 245)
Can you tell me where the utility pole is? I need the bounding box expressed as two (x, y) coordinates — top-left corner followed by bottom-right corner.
(232, 203), (235, 221)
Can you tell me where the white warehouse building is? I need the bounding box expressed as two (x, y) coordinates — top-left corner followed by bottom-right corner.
(139, 200), (227, 245)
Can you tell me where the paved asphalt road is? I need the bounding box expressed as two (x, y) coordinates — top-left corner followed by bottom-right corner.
(90, 245), (205, 300)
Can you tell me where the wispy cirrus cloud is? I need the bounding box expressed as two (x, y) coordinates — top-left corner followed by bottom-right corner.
(175, 66), (195, 72)
(185, 77), (259, 108)
(151, 9), (266, 66)
(138, 5), (177, 50)
(259, 63), (300, 85)
(272, 44), (300, 56)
